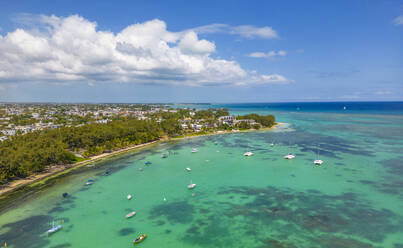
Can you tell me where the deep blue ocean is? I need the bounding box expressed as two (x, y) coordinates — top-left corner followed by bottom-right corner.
(173, 101), (403, 114)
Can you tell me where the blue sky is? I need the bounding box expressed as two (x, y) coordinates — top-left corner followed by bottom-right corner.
(0, 0), (402, 102)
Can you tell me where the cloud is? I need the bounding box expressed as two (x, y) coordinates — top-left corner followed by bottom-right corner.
(192, 23), (278, 39)
(0, 14), (290, 87)
(393, 15), (403, 25)
(248, 50), (287, 59)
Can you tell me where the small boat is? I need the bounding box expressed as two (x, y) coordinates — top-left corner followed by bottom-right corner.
(313, 145), (323, 165)
(343, 106), (347, 110)
(214, 141), (218, 145)
(163, 197), (167, 202)
(162, 154), (168, 158)
(145, 161), (152, 166)
(284, 153), (295, 159)
(270, 142), (275, 147)
(85, 179), (94, 186)
(103, 171), (110, 176)
(138, 168), (143, 171)
(133, 234), (147, 245)
(47, 221), (62, 236)
(191, 148), (198, 153)
(186, 168), (191, 172)
(127, 194), (132, 200)
(62, 192), (68, 198)
(126, 211), (136, 219)
(244, 151), (254, 156)
(188, 180), (196, 189)
(314, 159), (323, 165)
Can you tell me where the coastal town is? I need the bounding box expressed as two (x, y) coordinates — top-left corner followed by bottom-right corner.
(0, 103), (268, 142)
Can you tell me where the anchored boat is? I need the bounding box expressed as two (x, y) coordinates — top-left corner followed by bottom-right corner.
(126, 211), (136, 219)
(133, 234), (147, 245)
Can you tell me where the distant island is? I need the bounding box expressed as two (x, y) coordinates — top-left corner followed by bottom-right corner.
(0, 104), (275, 188)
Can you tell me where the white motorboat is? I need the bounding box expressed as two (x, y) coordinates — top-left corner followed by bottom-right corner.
(191, 148), (198, 153)
(244, 151), (254, 156)
(284, 153), (295, 159)
(186, 168), (191, 172)
(188, 180), (196, 189)
(127, 194), (132, 200)
(126, 211), (136, 218)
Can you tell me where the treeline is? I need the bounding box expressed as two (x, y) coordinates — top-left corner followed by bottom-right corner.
(237, 114), (275, 127)
(0, 118), (163, 184)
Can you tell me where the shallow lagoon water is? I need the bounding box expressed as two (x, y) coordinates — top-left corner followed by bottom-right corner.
(1, 106), (403, 248)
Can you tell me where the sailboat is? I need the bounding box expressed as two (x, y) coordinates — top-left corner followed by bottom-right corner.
(284, 143), (295, 159)
(188, 180), (196, 189)
(244, 143), (253, 156)
(47, 220), (62, 236)
(314, 145), (323, 165)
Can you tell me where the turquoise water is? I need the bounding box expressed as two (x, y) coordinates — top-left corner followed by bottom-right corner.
(1, 106), (403, 248)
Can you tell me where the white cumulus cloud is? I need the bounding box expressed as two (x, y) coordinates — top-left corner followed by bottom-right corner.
(0, 14), (290, 86)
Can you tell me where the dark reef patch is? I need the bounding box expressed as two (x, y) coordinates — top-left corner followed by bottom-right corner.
(49, 243), (72, 248)
(0, 215), (53, 248)
(118, 227), (135, 236)
(215, 186), (402, 243)
(149, 201), (194, 224)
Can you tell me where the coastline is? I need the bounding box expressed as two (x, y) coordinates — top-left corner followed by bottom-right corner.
(0, 123), (282, 199)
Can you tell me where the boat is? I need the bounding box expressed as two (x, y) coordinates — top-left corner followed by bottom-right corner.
(284, 153), (295, 159)
(343, 106), (347, 110)
(313, 145), (323, 165)
(188, 180), (196, 189)
(85, 179), (94, 186)
(133, 234), (147, 245)
(145, 161), (152, 166)
(244, 151), (253, 156)
(47, 221), (62, 236)
(314, 159), (323, 165)
(127, 194), (132, 200)
(163, 197), (167, 202)
(126, 211), (136, 219)
(186, 167), (191, 172)
(214, 141), (218, 145)
(162, 154), (168, 158)
(62, 192), (68, 198)
(191, 148), (198, 153)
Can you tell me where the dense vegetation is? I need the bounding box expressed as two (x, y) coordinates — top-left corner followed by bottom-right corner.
(0, 118), (162, 184)
(0, 110), (274, 184)
(236, 114), (275, 128)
